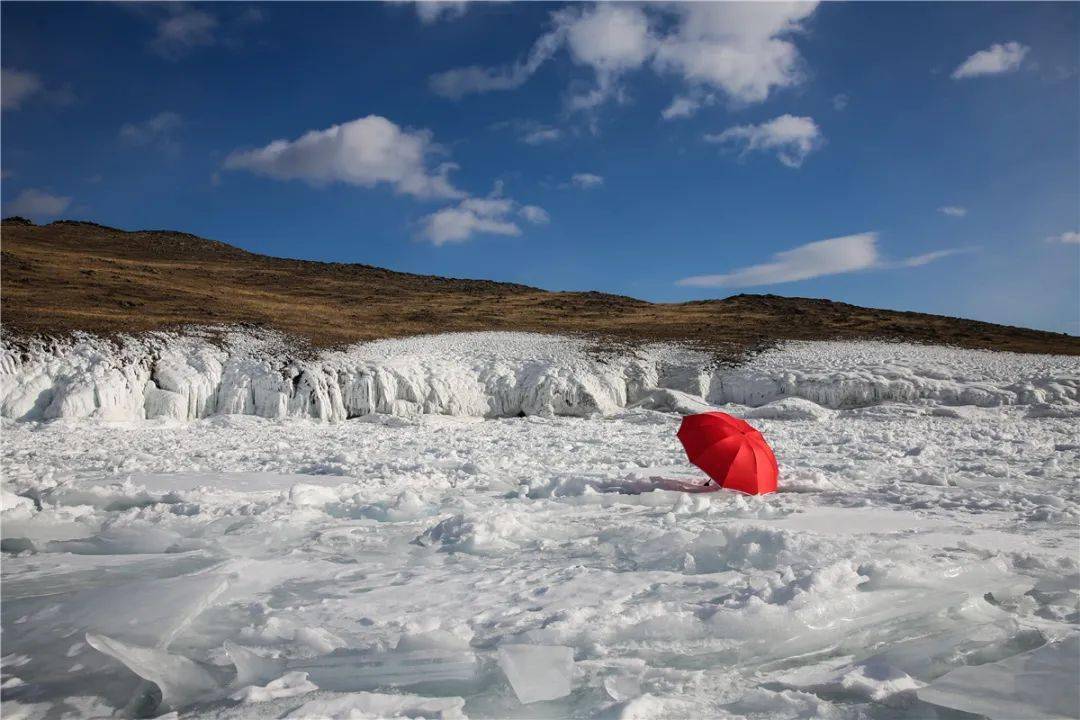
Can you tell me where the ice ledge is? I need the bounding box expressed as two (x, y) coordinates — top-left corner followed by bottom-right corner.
(1, 330), (1077, 423)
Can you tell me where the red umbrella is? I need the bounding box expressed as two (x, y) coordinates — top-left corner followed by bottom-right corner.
(676, 412), (778, 495)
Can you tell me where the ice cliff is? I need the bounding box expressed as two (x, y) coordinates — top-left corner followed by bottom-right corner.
(1, 330), (1077, 423)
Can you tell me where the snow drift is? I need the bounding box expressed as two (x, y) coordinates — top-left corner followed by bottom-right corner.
(2, 330), (1077, 423)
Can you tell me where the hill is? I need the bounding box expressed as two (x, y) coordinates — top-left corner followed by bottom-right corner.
(2, 217), (1077, 355)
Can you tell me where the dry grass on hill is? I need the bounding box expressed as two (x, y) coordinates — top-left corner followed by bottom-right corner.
(2, 217), (1077, 356)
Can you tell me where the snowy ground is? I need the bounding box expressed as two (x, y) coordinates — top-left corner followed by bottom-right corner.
(2, 334), (1078, 719)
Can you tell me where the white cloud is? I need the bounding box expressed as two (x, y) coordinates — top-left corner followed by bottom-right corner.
(1, 69), (42, 111)
(224, 115), (463, 200)
(570, 173), (604, 189)
(704, 114), (822, 168)
(938, 206), (967, 217)
(832, 93), (849, 111)
(430, 27), (564, 99)
(415, 1), (468, 24)
(421, 197), (520, 245)
(889, 248), (969, 268)
(661, 96), (699, 120)
(150, 6), (219, 59)
(430, 3), (817, 112)
(519, 205), (550, 224)
(4, 189), (71, 219)
(952, 42), (1029, 79)
(522, 125), (562, 145)
(677, 232), (966, 288)
(420, 186), (548, 245)
(660, 91), (717, 121)
(119, 112), (184, 151)
(1046, 231), (1079, 245)
(652, 2), (816, 105)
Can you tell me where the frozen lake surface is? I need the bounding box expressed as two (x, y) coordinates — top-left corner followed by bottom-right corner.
(1, 334), (1078, 719)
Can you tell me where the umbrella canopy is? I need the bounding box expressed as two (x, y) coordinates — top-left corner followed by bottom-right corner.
(676, 412), (778, 495)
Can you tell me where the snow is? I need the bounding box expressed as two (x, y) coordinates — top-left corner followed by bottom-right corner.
(1, 332), (1078, 719)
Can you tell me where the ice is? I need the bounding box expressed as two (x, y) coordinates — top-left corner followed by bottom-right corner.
(917, 635), (1080, 719)
(85, 633), (222, 711)
(229, 671), (318, 703)
(2, 332), (1078, 719)
(2, 331), (1076, 423)
(284, 692), (467, 719)
(497, 645), (575, 704)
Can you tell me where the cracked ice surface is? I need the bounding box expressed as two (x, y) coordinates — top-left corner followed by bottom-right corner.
(1, 333), (1078, 719)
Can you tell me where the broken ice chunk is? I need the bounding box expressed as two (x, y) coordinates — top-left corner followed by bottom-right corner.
(917, 635), (1080, 720)
(229, 671), (317, 703)
(497, 644), (574, 704)
(85, 634), (221, 711)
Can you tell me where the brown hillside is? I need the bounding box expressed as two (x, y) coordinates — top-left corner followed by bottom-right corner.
(2, 218), (1077, 355)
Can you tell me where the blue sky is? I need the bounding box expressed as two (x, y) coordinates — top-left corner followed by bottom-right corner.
(2, 2), (1078, 334)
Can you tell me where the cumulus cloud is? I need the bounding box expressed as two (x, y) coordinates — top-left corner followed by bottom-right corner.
(224, 115), (463, 199)
(119, 112), (184, 152)
(1046, 230), (1079, 245)
(419, 185), (548, 245)
(951, 42), (1029, 79)
(938, 206), (967, 217)
(431, 2), (817, 112)
(570, 172), (604, 189)
(414, 1), (468, 24)
(652, 2), (816, 105)
(1, 69), (42, 111)
(677, 232), (966, 288)
(4, 189), (71, 219)
(704, 114), (822, 168)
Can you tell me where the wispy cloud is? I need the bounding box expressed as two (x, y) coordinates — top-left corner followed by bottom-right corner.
(952, 42), (1029, 79)
(1, 68), (75, 111)
(677, 232), (968, 288)
(119, 112), (184, 153)
(1, 69), (42, 111)
(938, 206), (967, 217)
(492, 120), (564, 145)
(522, 126), (562, 145)
(1046, 230), (1079, 245)
(832, 93), (849, 111)
(705, 115), (822, 168)
(569, 173), (604, 189)
(661, 91), (717, 121)
(129, 3), (263, 60)
(224, 115), (463, 200)
(4, 189), (71, 219)
(150, 5), (219, 59)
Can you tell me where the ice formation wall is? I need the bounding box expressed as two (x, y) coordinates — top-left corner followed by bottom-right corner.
(1, 330), (1077, 423)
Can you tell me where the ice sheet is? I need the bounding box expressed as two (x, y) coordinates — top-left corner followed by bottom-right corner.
(2, 334), (1078, 719)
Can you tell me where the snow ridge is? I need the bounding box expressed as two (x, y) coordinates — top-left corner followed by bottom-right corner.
(1, 330), (1077, 423)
